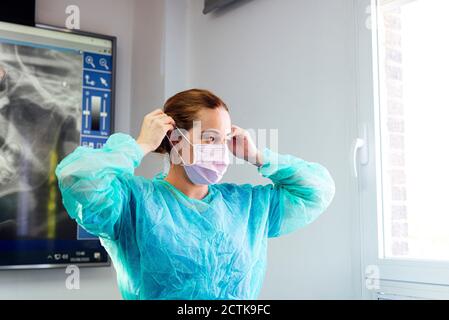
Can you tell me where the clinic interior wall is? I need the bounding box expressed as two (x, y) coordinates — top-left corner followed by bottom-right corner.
(185, 0), (360, 299)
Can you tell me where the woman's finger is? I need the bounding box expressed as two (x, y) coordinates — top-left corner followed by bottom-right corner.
(156, 115), (176, 127)
(163, 116), (176, 125)
(163, 123), (175, 132)
(230, 125), (243, 138)
(233, 129), (247, 140)
(148, 108), (164, 116)
(155, 113), (169, 120)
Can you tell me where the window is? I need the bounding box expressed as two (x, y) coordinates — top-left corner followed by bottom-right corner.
(357, 0), (449, 297)
(376, 0), (449, 262)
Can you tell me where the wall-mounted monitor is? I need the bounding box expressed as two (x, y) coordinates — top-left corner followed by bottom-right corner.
(203, 0), (242, 14)
(0, 21), (116, 269)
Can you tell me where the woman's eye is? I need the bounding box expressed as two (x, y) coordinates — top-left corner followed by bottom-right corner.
(201, 132), (222, 143)
(203, 135), (215, 143)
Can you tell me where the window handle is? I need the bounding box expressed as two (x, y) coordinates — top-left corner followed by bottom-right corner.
(352, 124), (369, 178)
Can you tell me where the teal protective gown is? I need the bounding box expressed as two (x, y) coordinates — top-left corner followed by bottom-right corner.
(55, 133), (335, 300)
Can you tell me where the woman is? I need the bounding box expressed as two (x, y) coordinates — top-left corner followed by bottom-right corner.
(55, 89), (335, 300)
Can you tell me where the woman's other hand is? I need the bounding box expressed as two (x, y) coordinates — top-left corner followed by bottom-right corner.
(227, 125), (263, 167)
(136, 109), (175, 156)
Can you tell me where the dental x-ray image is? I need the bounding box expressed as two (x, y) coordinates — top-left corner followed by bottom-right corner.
(0, 42), (82, 240)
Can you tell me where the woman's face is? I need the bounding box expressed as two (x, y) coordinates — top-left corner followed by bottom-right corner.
(192, 107), (232, 144)
(172, 107), (231, 165)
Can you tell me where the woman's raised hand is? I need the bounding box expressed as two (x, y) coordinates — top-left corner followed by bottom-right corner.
(136, 109), (175, 156)
(227, 125), (264, 167)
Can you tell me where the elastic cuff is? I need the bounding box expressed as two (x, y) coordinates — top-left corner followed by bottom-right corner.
(257, 148), (280, 178)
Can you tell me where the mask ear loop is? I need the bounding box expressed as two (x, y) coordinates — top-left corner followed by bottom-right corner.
(165, 127), (193, 166)
(173, 127), (193, 145)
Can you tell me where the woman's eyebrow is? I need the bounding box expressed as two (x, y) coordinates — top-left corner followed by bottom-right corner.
(201, 129), (232, 139)
(201, 129), (223, 137)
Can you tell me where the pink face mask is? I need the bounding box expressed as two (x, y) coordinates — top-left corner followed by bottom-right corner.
(167, 128), (230, 185)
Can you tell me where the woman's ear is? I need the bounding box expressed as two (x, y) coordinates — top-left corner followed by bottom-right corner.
(168, 129), (184, 146)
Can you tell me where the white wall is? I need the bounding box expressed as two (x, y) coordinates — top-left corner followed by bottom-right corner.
(185, 0), (360, 299)
(131, 0), (168, 178)
(132, 0), (190, 178)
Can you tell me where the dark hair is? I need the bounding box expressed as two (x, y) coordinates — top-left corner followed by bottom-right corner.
(154, 89), (229, 154)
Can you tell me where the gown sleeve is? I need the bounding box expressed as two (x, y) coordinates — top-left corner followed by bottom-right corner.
(55, 133), (144, 240)
(253, 148), (335, 238)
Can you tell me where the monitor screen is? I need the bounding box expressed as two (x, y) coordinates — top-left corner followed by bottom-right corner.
(0, 22), (115, 269)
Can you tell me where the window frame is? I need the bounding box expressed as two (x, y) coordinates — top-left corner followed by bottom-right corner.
(356, 0), (449, 299)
